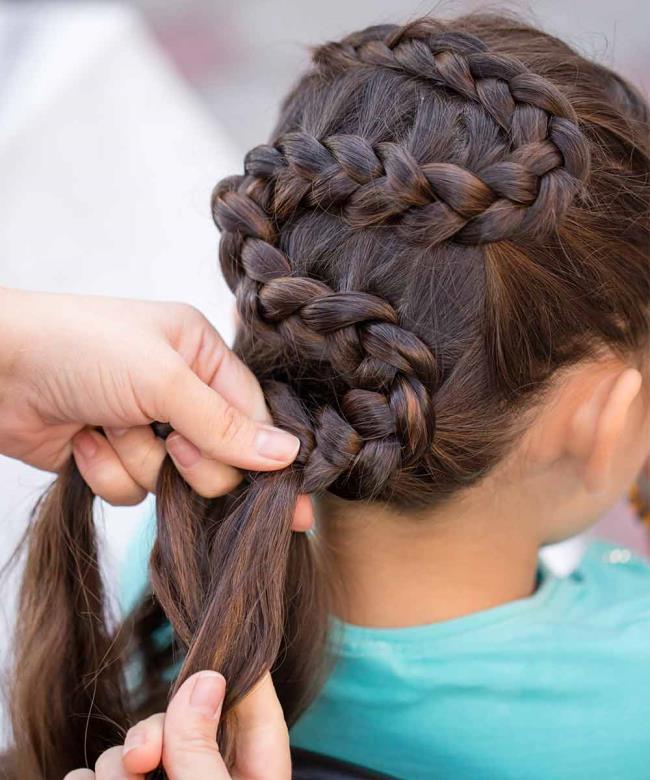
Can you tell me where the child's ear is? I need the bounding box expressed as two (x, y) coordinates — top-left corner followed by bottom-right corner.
(567, 367), (642, 494)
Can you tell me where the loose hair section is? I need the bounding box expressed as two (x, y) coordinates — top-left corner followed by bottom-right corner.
(9, 448), (329, 778)
(9, 461), (127, 779)
(151, 453), (329, 764)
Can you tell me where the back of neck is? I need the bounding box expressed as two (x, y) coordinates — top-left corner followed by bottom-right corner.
(316, 487), (541, 629)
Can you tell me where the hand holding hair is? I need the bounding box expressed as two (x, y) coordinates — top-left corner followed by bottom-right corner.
(63, 670), (290, 780)
(0, 286), (312, 528)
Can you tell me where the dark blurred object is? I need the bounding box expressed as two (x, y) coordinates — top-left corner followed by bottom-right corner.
(145, 747), (398, 779)
(291, 748), (399, 779)
(151, 421), (174, 440)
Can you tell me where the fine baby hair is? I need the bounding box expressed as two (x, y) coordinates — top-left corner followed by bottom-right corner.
(8, 12), (649, 778)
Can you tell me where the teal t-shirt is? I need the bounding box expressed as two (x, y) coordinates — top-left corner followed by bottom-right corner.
(122, 520), (650, 779)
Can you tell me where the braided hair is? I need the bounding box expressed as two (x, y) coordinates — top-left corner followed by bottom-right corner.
(9, 13), (649, 778)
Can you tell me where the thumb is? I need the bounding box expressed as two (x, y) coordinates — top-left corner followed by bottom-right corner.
(162, 671), (231, 780)
(160, 358), (300, 472)
(232, 673), (291, 780)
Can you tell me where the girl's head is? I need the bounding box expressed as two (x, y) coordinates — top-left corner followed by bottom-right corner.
(213, 14), (650, 539)
(9, 12), (649, 778)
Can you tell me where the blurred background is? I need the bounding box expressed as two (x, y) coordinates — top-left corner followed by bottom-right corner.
(0, 0), (648, 744)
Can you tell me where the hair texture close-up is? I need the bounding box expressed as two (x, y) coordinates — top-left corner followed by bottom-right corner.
(6, 12), (650, 779)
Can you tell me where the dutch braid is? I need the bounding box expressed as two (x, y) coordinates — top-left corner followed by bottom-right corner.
(213, 175), (437, 499)
(239, 26), (590, 247)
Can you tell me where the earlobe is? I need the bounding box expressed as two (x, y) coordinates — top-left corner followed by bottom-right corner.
(582, 368), (643, 494)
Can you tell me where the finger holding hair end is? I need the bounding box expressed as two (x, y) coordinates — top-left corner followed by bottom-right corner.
(164, 431), (314, 531)
(165, 431), (243, 497)
(72, 429), (148, 506)
(63, 671), (291, 780)
(72, 424), (313, 530)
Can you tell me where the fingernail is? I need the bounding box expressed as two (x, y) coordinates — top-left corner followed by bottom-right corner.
(189, 671), (225, 719)
(106, 427), (128, 437)
(255, 426), (300, 462)
(167, 435), (201, 468)
(122, 728), (147, 756)
(73, 432), (98, 459)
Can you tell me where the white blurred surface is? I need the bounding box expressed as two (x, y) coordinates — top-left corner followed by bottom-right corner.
(0, 2), (238, 308)
(0, 3), (239, 736)
(134, 0), (650, 154)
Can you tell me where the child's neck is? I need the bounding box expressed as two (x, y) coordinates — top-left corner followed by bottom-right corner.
(317, 484), (541, 628)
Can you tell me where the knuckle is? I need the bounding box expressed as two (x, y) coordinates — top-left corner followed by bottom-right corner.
(167, 731), (220, 765)
(175, 301), (204, 322)
(124, 725), (139, 743)
(105, 487), (146, 507)
(188, 464), (242, 499)
(139, 711), (164, 726)
(163, 359), (190, 398)
(161, 300), (197, 320)
(76, 463), (109, 498)
(166, 301), (210, 335)
(150, 358), (187, 422)
(140, 437), (163, 469)
(142, 712), (165, 734)
(90, 465), (145, 506)
(212, 402), (247, 448)
(125, 439), (163, 491)
(94, 745), (122, 777)
(185, 304), (211, 330)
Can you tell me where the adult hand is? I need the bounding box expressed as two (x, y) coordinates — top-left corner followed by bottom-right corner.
(0, 287), (311, 528)
(63, 670), (291, 780)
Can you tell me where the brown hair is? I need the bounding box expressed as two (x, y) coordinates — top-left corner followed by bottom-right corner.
(7, 13), (649, 778)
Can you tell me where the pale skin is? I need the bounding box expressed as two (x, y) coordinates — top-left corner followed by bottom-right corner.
(63, 671), (291, 780)
(0, 286), (313, 529)
(2, 287), (649, 775)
